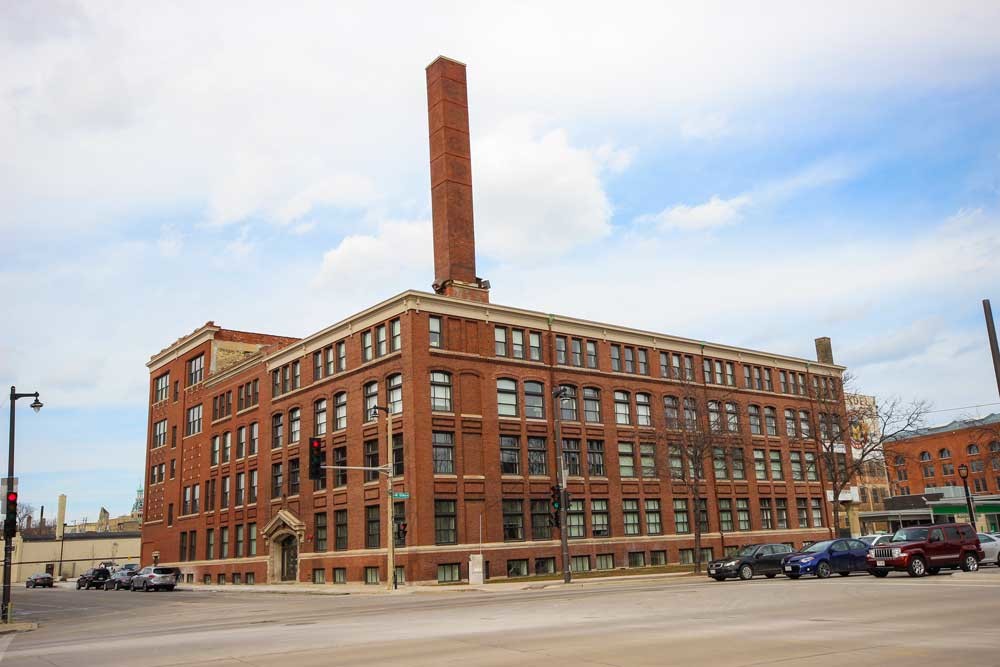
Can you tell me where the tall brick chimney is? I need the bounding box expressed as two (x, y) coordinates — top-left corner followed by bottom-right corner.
(426, 56), (489, 303)
(815, 337), (834, 364)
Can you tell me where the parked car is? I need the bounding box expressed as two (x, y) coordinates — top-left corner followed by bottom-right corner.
(976, 533), (1000, 566)
(866, 523), (984, 577)
(130, 566), (178, 592)
(782, 538), (871, 579)
(25, 573), (54, 588)
(708, 543), (795, 581)
(104, 569), (135, 590)
(118, 563), (140, 575)
(859, 534), (894, 547)
(76, 567), (111, 590)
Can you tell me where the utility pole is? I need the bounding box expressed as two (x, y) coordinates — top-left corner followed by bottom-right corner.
(552, 388), (571, 584)
(984, 299), (1000, 398)
(383, 406), (395, 591)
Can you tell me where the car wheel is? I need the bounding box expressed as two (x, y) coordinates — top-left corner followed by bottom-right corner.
(816, 562), (832, 579)
(765, 573), (777, 579)
(25, 582), (31, 589)
(76, 582), (82, 590)
(838, 571), (851, 577)
(907, 556), (927, 577)
(869, 569), (889, 578)
(787, 574), (801, 580)
(960, 553), (979, 572)
(738, 564), (754, 581)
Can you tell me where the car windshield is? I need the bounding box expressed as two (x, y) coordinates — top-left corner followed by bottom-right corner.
(802, 540), (834, 554)
(892, 527), (928, 542)
(153, 568), (175, 575)
(738, 545), (759, 556)
(859, 536), (878, 545)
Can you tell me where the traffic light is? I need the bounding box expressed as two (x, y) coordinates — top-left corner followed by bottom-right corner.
(308, 438), (324, 481)
(550, 485), (562, 528)
(395, 521), (408, 542)
(4, 491), (17, 540)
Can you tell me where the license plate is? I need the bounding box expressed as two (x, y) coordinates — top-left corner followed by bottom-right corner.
(708, 569), (716, 574)
(784, 566), (792, 571)
(876, 560), (885, 567)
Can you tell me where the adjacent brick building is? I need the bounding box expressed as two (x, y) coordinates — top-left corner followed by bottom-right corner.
(141, 56), (848, 585)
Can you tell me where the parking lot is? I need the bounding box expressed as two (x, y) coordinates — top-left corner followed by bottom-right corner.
(4, 568), (1000, 666)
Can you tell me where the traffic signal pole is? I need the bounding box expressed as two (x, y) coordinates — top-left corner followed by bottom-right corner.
(4, 387), (41, 622)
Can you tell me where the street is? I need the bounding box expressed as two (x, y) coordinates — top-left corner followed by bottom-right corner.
(3, 569), (1000, 666)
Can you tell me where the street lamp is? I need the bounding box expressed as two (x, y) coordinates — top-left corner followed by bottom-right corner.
(370, 405), (397, 591)
(5, 386), (43, 622)
(957, 463), (977, 527)
(552, 386), (572, 584)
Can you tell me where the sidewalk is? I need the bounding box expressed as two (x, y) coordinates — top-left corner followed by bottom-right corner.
(177, 570), (695, 596)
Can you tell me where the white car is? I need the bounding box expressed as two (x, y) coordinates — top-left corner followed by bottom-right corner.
(858, 534), (893, 547)
(977, 533), (1000, 566)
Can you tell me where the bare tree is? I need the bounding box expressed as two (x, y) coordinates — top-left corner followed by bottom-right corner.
(16, 502), (35, 530)
(806, 375), (930, 536)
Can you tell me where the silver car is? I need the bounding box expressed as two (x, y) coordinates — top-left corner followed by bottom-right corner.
(977, 533), (1000, 566)
(130, 566), (178, 592)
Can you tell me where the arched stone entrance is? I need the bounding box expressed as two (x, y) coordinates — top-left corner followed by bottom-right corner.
(261, 509), (305, 583)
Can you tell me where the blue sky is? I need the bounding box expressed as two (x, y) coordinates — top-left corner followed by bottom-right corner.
(2, 1), (1000, 524)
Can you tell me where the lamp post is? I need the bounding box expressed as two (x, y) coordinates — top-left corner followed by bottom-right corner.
(958, 464), (976, 527)
(370, 405), (396, 591)
(552, 387), (571, 584)
(4, 386), (43, 622)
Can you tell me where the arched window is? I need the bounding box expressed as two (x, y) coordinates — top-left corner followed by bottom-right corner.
(271, 413), (283, 449)
(725, 402), (740, 432)
(938, 448), (951, 459)
(663, 396), (680, 429)
(967, 444), (980, 456)
(683, 398), (698, 430)
(708, 401), (722, 432)
(748, 405), (762, 435)
(333, 392), (347, 430)
(288, 407), (301, 443)
(798, 410), (811, 439)
(430, 372), (452, 412)
(387, 374), (402, 414)
(614, 391), (631, 425)
(764, 407), (778, 436)
(785, 409), (797, 437)
(559, 385), (578, 421)
(919, 451), (931, 462)
(497, 378), (518, 417)
(363, 381), (378, 421)
(991, 441), (1000, 453)
(636, 393), (652, 426)
(895, 455), (906, 466)
(583, 387), (601, 423)
(524, 381), (545, 419)
(314, 398), (327, 436)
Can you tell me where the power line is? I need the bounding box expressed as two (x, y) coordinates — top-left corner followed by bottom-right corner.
(923, 402), (1000, 415)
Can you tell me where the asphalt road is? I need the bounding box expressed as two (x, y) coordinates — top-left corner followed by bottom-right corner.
(3, 569), (1000, 666)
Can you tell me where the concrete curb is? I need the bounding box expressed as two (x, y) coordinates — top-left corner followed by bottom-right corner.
(0, 622), (38, 634)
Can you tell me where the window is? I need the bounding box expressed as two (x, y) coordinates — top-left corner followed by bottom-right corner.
(748, 405), (762, 435)
(673, 499), (690, 534)
(753, 449), (767, 480)
(249, 422), (259, 456)
(216, 526), (227, 559)
(248, 469), (258, 503)
(554, 336), (567, 364)
(641, 498), (662, 535)
(713, 447), (729, 480)
(511, 329), (525, 359)
(920, 451), (931, 462)
(529, 332), (542, 361)
(763, 407), (778, 436)
(426, 371), (453, 412)
(562, 439), (582, 476)
(324, 346), (334, 376)
(390, 433), (404, 477)
(365, 505), (380, 548)
(314, 512), (327, 551)
(725, 402), (739, 432)
(571, 555), (591, 572)
(335, 341), (346, 372)
(769, 451), (784, 480)
(718, 498), (734, 531)
(332, 392), (347, 431)
(235, 472), (245, 506)
(664, 396), (680, 429)
(708, 401), (722, 432)
(581, 340), (597, 368)
(790, 451), (803, 481)
(622, 499), (641, 535)
(288, 459), (300, 496)
(703, 359), (715, 384)
(362, 331), (373, 362)
(737, 498), (751, 530)
(365, 567), (380, 585)
(634, 393), (652, 426)
(558, 385), (578, 420)
(760, 498), (773, 529)
(269, 412), (284, 449)
(724, 362), (735, 386)
(186, 354), (204, 386)
(683, 398), (698, 430)
(314, 399), (327, 436)
(154, 373), (169, 402)
(502, 499), (524, 540)
(785, 409), (797, 437)
(236, 426), (246, 459)
(437, 564), (460, 583)
(429, 316), (442, 348)
(500, 436), (521, 475)
(376, 324), (387, 357)
(805, 452), (818, 480)
(624, 347), (636, 373)
(531, 500), (551, 539)
(939, 448), (951, 459)
(641, 443), (656, 478)
(152, 420), (167, 447)
(619, 442), (635, 478)
(798, 410), (811, 438)
(527, 437), (547, 475)
(385, 374), (402, 415)
(271, 463), (283, 498)
(776, 499), (789, 529)
(524, 381), (545, 419)
(435, 500), (457, 544)
(363, 440), (379, 482)
(432, 432), (455, 474)
(495, 327), (508, 356)
(796, 498), (809, 528)
(567, 499), (585, 538)
(610, 345), (622, 372)
(584, 439), (605, 477)
(811, 499), (824, 527)
(186, 404), (203, 436)
(583, 388), (601, 423)
(333, 509), (348, 550)
(248, 523), (257, 556)
(614, 391), (631, 425)
(497, 379), (518, 417)
(360, 382), (377, 421)
(968, 444), (980, 455)
(333, 447), (347, 486)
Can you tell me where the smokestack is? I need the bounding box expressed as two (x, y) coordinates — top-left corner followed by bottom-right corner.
(815, 337), (834, 365)
(39, 505), (45, 528)
(426, 56), (489, 303)
(56, 494), (66, 540)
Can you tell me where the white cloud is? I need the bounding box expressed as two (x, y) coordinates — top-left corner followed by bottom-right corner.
(637, 194), (750, 231)
(316, 219), (431, 289)
(841, 318), (946, 367)
(680, 112), (730, 140)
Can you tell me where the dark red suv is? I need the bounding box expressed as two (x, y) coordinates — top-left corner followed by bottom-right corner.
(866, 523), (984, 577)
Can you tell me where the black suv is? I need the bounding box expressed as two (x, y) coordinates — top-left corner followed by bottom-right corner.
(708, 543), (795, 581)
(76, 567), (111, 590)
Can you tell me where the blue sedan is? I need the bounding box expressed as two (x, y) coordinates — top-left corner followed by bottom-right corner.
(782, 538), (871, 579)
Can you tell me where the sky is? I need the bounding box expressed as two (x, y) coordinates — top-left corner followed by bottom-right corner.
(2, 1), (1000, 524)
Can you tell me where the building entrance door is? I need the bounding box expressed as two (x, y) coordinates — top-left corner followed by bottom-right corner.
(280, 535), (298, 581)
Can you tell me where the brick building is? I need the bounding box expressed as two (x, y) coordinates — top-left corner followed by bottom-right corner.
(141, 56), (847, 585)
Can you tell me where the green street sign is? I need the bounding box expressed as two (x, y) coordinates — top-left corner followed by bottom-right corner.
(391, 491), (410, 499)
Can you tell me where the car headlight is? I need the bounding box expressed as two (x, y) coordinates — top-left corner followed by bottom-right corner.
(892, 548), (901, 557)
(725, 560), (740, 567)
(800, 557), (814, 564)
